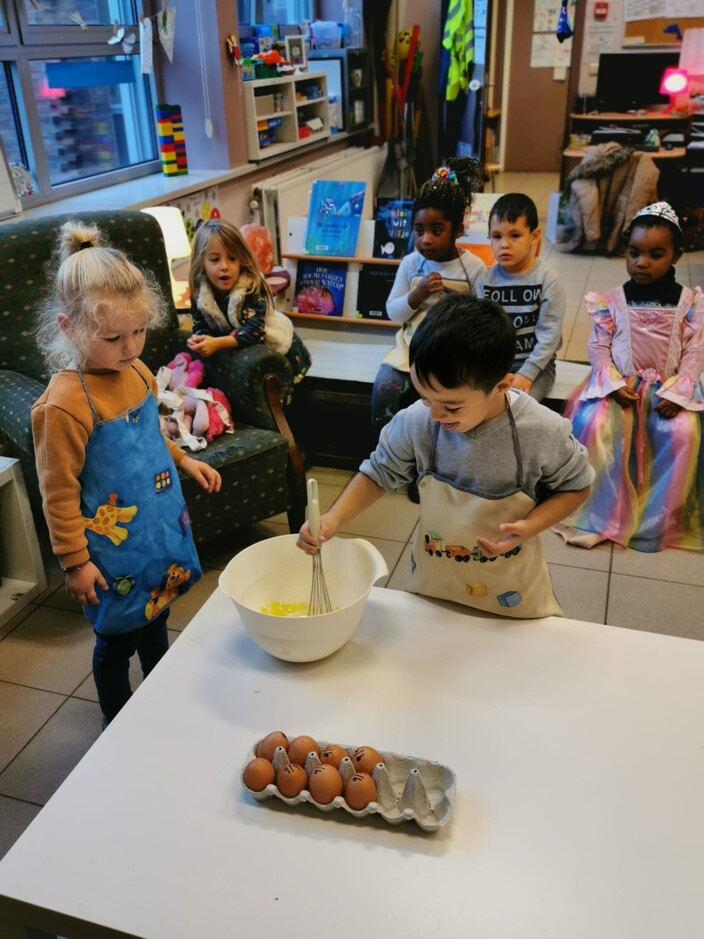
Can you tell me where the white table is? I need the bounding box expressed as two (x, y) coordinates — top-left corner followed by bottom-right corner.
(1, 587), (703, 938)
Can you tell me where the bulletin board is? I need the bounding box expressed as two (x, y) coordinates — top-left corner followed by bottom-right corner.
(624, 16), (704, 47)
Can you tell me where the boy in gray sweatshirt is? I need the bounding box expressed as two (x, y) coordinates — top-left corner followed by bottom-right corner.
(297, 296), (592, 618)
(478, 193), (566, 401)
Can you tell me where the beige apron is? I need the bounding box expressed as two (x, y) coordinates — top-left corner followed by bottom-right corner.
(409, 404), (563, 619)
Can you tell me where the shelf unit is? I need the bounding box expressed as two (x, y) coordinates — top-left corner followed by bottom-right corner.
(308, 48), (372, 132)
(0, 457), (47, 629)
(242, 71), (330, 162)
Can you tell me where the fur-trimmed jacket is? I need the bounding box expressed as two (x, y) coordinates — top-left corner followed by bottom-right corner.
(192, 274), (294, 354)
(560, 143), (659, 255)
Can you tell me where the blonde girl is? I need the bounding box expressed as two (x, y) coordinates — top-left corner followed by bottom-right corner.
(186, 218), (310, 382)
(33, 219), (221, 726)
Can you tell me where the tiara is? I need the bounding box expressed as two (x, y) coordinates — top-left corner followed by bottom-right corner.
(630, 201), (682, 233)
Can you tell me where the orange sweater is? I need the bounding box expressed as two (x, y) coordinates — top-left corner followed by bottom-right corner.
(32, 360), (186, 570)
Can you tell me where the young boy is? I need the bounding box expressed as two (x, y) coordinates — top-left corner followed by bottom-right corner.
(298, 296), (593, 619)
(478, 193), (566, 402)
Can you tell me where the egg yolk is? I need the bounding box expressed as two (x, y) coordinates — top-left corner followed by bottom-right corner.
(260, 600), (309, 617)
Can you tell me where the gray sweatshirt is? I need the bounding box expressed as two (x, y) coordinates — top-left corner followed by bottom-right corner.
(477, 259), (565, 382)
(360, 391), (594, 503)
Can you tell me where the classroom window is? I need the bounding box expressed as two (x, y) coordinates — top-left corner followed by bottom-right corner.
(0, 65), (24, 164)
(237, 0), (315, 25)
(29, 56), (156, 186)
(0, 0), (158, 204)
(23, 0), (134, 28)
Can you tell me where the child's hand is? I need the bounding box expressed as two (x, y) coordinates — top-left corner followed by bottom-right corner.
(187, 334), (233, 357)
(476, 521), (529, 558)
(654, 399), (682, 419)
(511, 374), (533, 394)
(65, 561), (108, 606)
(611, 386), (639, 407)
(297, 514), (338, 555)
(410, 273), (445, 306)
(180, 456), (222, 492)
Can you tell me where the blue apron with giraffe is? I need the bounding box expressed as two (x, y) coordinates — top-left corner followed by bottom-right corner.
(77, 367), (202, 635)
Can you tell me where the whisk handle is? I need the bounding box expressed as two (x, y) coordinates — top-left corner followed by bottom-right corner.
(307, 478), (321, 544)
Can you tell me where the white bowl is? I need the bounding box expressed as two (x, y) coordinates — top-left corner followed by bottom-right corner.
(218, 535), (388, 662)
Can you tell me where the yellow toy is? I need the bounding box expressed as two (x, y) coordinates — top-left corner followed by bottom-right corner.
(397, 28), (413, 61)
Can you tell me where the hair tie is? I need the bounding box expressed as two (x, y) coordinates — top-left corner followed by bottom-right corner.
(79, 241), (93, 250)
(432, 167), (458, 186)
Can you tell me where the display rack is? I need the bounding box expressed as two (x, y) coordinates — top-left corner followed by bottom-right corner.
(242, 71), (330, 161)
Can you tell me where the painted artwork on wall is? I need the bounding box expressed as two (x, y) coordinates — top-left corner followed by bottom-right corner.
(167, 186), (221, 241)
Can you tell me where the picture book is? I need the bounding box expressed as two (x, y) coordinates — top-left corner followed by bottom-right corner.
(356, 264), (395, 320)
(373, 198), (414, 260)
(303, 180), (366, 257)
(294, 260), (347, 316)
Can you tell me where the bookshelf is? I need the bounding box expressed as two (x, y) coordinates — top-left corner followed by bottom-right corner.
(308, 48), (373, 132)
(282, 218), (401, 322)
(242, 71), (330, 161)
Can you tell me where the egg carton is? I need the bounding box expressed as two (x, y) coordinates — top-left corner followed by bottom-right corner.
(241, 738), (457, 832)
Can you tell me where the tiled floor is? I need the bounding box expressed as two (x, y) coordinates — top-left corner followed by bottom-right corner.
(1, 171), (703, 862)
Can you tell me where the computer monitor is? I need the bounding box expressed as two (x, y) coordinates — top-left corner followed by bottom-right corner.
(595, 51), (680, 112)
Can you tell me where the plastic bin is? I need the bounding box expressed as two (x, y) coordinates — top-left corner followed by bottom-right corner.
(311, 21), (342, 49)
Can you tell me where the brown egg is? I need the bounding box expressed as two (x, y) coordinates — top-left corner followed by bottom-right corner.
(345, 772), (377, 810)
(287, 735), (320, 766)
(352, 746), (383, 776)
(256, 731), (289, 762)
(308, 764), (344, 804)
(277, 763), (308, 798)
(242, 757), (276, 792)
(320, 744), (348, 769)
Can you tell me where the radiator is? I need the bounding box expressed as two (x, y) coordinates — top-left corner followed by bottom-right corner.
(251, 144), (387, 262)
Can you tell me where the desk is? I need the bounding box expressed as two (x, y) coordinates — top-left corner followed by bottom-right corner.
(1, 587), (703, 938)
(563, 146), (686, 161)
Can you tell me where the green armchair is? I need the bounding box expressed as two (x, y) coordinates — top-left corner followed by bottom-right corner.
(0, 210), (306, 545)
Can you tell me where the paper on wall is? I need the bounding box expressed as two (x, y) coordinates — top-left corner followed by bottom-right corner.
(159, 5), (176, 63)
(534, 0), (576, 34)
(665, 1), (701, 15)
(624, 0), (664, 22)
(140, 17), (153, 74)
(531, 32), (572, 68)
(586, 22), (618, 55)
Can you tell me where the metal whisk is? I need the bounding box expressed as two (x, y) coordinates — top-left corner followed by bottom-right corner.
(307, 478), (333, 615)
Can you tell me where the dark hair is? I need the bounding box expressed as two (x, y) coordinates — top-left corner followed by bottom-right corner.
(409, 294), (516, 394)
(489, 192), (539, 231)
(624, 215), (684, 253)
(413, 156), (485, 229)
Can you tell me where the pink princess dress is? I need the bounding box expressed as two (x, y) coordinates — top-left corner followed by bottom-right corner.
(555, 274), (704, 552)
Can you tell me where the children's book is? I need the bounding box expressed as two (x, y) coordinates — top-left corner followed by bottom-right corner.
(293, 260), (347, 316)
(373, 198), (414, 260)
(356, 264), (395, 320)
(303, 180), (366, 257)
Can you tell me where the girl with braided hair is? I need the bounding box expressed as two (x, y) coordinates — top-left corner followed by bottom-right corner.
(371, 156), (486, 430)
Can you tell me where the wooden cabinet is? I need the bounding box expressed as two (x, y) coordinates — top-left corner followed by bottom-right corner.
(242, 71), (330, 162)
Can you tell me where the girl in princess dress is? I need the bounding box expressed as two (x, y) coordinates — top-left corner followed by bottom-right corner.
(554, 202), (704, 552)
